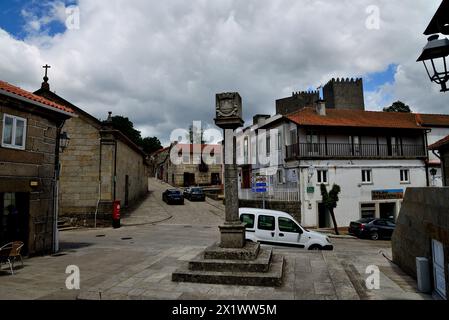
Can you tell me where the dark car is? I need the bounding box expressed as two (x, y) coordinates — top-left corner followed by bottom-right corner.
(185, 187), (206, 201)
(348, 218), (396, 240)
(162, 189), (184, 205)
(183, 187), (191, 199)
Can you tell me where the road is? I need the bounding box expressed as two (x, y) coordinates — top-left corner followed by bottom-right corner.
(0, 179), (430, 300)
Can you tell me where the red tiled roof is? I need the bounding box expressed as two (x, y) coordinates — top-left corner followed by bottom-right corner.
(416, 113), (449, 127)
(286, 107), (426, 130)
(428, 135), (449, 150)
(0, 80), (74, 115)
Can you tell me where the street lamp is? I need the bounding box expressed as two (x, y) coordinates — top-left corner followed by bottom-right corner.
(59, 131), (70, 152)
(417, 35), (449, 92)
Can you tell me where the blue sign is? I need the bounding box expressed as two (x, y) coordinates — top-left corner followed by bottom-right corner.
(256, 183), (267, 187)
(255, 188), (267, 193)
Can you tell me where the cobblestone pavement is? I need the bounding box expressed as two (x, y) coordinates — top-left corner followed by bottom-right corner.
(0, 179), (431, 300)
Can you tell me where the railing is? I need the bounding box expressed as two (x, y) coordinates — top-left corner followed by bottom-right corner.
(239, 187), (300, 202)
(286, 143), (427, 159)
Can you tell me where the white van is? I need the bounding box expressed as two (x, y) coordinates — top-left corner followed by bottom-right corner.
(239, 208), (333, 250)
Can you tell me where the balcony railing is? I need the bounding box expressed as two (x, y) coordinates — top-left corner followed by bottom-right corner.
(286, 143), (427, 159)
(239, 187), (300, 202)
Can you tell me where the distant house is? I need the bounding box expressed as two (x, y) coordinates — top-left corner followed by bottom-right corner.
(151, 143), (222, 187)
(429, 135), (449, 186)
(0, 80), (74, 255)
(34, 79), (149, 227)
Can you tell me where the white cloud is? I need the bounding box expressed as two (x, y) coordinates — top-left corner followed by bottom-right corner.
(0, 0), (447, 145)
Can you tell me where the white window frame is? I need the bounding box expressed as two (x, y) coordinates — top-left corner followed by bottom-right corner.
(400, 169), (410, 184)
(277, 169), (284, 185)
(317, 169), (328, 184)
(2, 114), (27, 150)
(361, 169), (373, 184)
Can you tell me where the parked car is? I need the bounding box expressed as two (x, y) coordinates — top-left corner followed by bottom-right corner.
(183, 187), (191, 199)
(162, 189), (184, 205)
(238, 208), (333, 250)
(185, 187), (206, 201)
(348, 218), (396, 240)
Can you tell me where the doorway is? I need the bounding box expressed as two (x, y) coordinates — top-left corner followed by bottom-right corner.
(211, 173), (220, 185)
(0, 192), (29, 254)
(432, 239), (446, 299)
(379, 202), (396, 220)
(318, 203), (331, 228)
(183, 172), (195, 187)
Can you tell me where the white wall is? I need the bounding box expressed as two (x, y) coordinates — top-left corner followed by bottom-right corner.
(298, 159), (427, 227)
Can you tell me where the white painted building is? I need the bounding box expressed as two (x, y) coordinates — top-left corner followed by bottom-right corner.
(237, 104), (449, 229)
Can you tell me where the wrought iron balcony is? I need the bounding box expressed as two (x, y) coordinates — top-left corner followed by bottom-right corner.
(285, 143), (427, 160)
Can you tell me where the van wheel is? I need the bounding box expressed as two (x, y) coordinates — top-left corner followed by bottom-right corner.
(370, 232), (379, 240)
(308, 244), (322, 251)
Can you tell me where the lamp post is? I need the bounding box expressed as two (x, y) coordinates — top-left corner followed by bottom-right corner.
(418, 0), (449, 92)
(417, 35), (449, 92)
(59, 131), (71, 152)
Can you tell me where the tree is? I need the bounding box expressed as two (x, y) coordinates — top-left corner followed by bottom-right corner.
(383, 101), (412, 113)
(141, 136), (162, 154)
(320, 184), (341, 235)
(111, 115), (142, 145)
(110, 115), (162, 155)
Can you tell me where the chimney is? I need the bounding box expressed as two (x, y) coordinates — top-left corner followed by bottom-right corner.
(316, 99), (326, 116)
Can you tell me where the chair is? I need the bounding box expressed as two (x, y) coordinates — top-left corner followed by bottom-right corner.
(9, 241), (24, 269)
(0, 243), (13, 275)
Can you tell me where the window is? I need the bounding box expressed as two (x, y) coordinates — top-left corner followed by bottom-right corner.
(266, 135), (270, 156)
(277, 132), (282, 150)
(243, 137), (249, 164)
(2, 114), (26, 150)
(277, 169), (284, 184)
(317, 170), (328, 184)
(360, 203), (376, 219)
(240, 214), (255, 229)
(362, 169), (372, 184)
(278, 217), (301, 233)
(400, 169), (410, 183)
(258, 215), (275, 231)
(290, 129), (297, 144)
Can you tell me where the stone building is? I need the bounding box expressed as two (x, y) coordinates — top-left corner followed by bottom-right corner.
(322, 77), (365, 110)
(275, 90), (319, 115)
(0, 80), (74, 255)
(154, 143), (222, 187)
(34, 80), (149, 227)
(275, 77), (365, 115)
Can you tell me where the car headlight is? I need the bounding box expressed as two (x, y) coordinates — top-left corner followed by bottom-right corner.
(326, 237), (331, 243)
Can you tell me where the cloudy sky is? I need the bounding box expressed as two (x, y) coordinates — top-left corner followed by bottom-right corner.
(0, 0), (447, 145)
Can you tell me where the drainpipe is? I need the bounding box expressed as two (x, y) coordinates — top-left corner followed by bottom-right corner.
(53, 120), (65, 253)
(424, 130), (430, 187)
(113, 138), (117, 201)
(94, 138), (102, 228)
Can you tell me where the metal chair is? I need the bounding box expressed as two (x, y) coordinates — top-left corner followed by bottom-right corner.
(9, 241), (24, 269)
(0, 243), (13, 275)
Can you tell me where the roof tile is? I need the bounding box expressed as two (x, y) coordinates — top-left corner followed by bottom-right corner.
(0, 80), (74, 115)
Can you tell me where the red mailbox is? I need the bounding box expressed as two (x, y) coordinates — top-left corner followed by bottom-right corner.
(112, 200), (121, 228)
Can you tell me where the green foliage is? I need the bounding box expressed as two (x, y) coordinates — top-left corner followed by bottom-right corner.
(383, 101), (412, 113)
(110, 115), (162, 155)
(320, 184), (341, 209)
(141, 136), (162, 154)
(111, 115), (142, 144)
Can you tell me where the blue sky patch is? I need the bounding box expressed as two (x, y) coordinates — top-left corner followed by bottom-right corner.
(0, 0), (77, 39)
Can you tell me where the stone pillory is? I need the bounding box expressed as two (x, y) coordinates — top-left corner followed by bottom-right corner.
(172, 92), (284, 286)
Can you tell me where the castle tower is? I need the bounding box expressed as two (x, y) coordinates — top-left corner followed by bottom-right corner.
(322, 78), (365, 110)
(275, 90), (320, 115)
